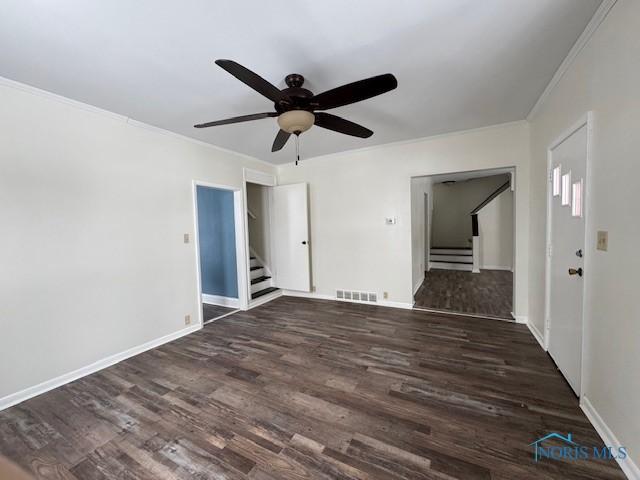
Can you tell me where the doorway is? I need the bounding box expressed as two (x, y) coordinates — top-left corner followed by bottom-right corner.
(243, 169), (312, 307)
(193, 182), (247, 324)
(411, 167), (516, 320)
(545, 114), (590, 397)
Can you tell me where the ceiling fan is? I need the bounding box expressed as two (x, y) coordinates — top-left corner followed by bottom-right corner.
(194, 60), (398, 159)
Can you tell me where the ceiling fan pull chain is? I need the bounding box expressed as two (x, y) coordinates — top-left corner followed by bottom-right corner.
(295, 132), (300, 166)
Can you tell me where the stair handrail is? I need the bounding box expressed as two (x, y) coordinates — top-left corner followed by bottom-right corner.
(470, 180), (510, 215)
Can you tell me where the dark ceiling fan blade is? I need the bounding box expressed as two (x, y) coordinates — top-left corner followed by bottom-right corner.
(215, 59), (283, 103)
(314, 112), (373, 138)
(272, 129), (291, 152)
(194, 112), (277, 128)
(311, 73), (397, 111)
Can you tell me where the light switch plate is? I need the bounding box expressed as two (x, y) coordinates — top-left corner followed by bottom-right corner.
(597, 230), (608, 251)
(184, 233), (190, 244)
(184, 314), (191, 325)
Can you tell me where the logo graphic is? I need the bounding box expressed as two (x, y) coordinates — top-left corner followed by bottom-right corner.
(529, 432), (628, 463)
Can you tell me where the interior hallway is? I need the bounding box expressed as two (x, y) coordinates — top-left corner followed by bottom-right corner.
(414, 269), (513, 319)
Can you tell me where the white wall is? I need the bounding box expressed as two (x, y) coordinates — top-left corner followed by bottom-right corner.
(478, 189), (513, 270)
(0, 79), (274, 402)
(278, 121), (530, 313)
(431, 174), (508, 247)
(410, 177), (432, 294)
(246, 182), (271, 269)
(528, 0), (640, 469)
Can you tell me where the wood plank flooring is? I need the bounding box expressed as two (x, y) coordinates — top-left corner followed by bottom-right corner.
(414, 269), (514, 319)
(202, 303), (237, 322)
(0, 297), (625, 479)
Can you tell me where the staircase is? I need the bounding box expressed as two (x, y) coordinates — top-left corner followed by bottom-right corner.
(429, 247), (473, 271)
(250, 256), (278, 300)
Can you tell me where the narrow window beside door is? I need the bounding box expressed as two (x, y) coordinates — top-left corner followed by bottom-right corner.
(552, 166), (561, 196)
(561, 171), (571, 206)
(572, 179), (583, 218)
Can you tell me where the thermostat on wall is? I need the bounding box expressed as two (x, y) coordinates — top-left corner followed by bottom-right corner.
(385, 217), (397, 225)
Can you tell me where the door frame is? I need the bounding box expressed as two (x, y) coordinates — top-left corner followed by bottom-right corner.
(192, 180), (250, 325)
(243, 168), (277, 306)
(424, 192), (430, 272)
(410, 166), (517, 318)
(543, 111), (593, 397)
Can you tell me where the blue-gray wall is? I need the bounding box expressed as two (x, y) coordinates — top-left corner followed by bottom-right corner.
(196, 186), (238, 298)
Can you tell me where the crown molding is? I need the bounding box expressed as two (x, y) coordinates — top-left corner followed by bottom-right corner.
(526, 0), (618, 121)
(0, 75), (275, 168)
(276, 120), (528, 168)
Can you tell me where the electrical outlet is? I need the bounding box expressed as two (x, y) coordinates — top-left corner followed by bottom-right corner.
(184, 314), (191, 325)
(383, 291), (389, 299)
(597, 231), (608, 251)
(183, 233), (190, 244)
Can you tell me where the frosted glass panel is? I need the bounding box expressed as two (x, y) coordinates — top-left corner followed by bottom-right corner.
(572, 180), (583, 217)
(553, 166), (561, 196)
(561, 172), (571, 206)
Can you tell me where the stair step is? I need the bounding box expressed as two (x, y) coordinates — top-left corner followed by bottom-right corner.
(250, 267), (265, 280)
(250, 266), (262, 271)
(252, 287), (279, 300)
(251, 275), (271, 285)
(430, 248), (472, 255)
(430, 261), (473, 271)
(430, 254), (473, 263)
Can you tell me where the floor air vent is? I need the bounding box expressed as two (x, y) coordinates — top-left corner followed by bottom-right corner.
(336, 290), (378, 303)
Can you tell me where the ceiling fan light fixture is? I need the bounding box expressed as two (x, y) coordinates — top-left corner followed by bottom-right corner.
(277, 110), (314, 134)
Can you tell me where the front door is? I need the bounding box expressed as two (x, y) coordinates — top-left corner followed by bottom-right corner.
(547, 122), (587, 396)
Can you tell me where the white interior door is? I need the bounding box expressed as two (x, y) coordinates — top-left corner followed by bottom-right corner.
(271, 183), (311, 292)
(547, 124), (587, 396)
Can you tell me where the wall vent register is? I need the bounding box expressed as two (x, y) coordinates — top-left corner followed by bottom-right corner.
(336, 290), (378, 303)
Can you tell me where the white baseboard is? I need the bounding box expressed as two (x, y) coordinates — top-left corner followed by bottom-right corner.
(0, 324), (201, 412)
(513, 315), (528, 324)
(480, 265), (513, 271)
(581, 396), (640, 480)
(282, 290), (413, 310)
(202, 294), (240, 308)
(527, 320), (546, 349)
(413, 277), (424, 295)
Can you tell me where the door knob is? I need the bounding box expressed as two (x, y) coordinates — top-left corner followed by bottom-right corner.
(568, 267), (583, 277)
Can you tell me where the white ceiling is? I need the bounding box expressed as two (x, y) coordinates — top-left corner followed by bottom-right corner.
(0, 0), (601, 164)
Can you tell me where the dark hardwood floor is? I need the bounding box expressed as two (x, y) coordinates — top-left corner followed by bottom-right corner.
(0, 297), (624, 479)
(414, 269), (514, 319)
(202, 303), (237, 322)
